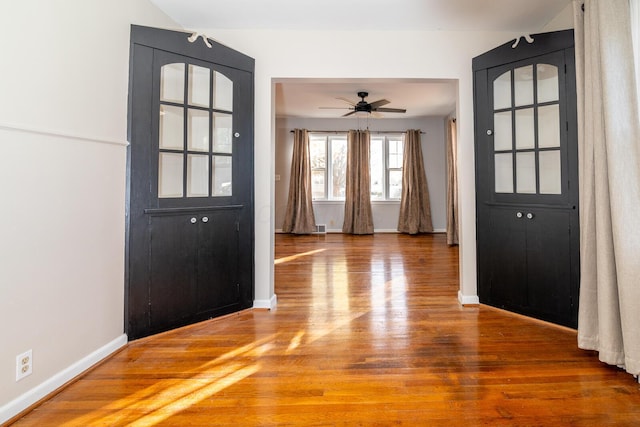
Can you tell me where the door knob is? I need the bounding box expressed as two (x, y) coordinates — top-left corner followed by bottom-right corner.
(526, 213), (534, 219)
(202, 216), (209, 223)
(516, 212), (523, 218)
(190, 217), (197, 224)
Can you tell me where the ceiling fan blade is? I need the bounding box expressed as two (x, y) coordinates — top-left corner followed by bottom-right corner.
(319, 107), (351, 110)
(375, 107), (407, 113)
(336, 97), (356, 106)
(342, 111), (356, 117)
(368, 99), (390, 109)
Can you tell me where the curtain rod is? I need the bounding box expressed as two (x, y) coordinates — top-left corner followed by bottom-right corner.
(289, 130), (425, 134)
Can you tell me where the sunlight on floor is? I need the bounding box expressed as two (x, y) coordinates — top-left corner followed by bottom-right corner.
(274, 248), (326, 265)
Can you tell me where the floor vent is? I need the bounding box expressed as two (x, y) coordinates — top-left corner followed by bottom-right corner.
(313, 224), (327, 234)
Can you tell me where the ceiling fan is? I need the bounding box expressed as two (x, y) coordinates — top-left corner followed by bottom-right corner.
(320, 91), (407, 117)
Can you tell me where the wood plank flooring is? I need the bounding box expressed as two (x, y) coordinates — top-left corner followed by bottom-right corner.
(10, 233), (640, 426)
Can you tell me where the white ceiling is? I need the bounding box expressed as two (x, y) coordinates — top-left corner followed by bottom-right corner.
(150, 0), (572, 119)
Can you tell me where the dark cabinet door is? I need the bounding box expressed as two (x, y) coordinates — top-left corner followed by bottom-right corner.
(127, 26), (254, 340)
(481, 207), (576, 326)
(473, 30), (579, 328)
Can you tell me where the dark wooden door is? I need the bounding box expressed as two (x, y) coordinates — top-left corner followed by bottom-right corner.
(126, 26), (254, 340)
(473, 30), (579, 328)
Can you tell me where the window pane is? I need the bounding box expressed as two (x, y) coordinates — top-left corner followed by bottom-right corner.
(311, 170), (325, 199)
(495, 153), (513, 193)
(389, 170), (403, 199)
(187, 154), (209, 197)
(515, 108), (535, 149)
(388, 138), (404, 168)
(213, 72), (233, 111)
(370, 138), (384, 200)
(212, 156), (232, 196)
(159, 153), (183, 198)
(212, 113), (233, 153)
(516, 152), (536, 194)
(188, 65), (210, 108)
(493, 70), (511, 110)
(160, 63), (184, 103)
(187, 109), (209, 152)
(330, 138), (347, 199)
(539, 150), (562, 194)
(494, 111), (512, 151)
(310, 137), (326, 169)
(537, 64), (559, 103)
(159, 105), (184, 150)
(514, 65), (534, 106)
(538, 104), (561, 148)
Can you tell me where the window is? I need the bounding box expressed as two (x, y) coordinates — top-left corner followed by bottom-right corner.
(370, 134), (404, 200)
(309, 132), (403, 201)
(310, 134), (347, 200)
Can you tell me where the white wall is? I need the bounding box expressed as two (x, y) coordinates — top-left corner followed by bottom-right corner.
(0, 1), (178, 422)
(275, 116), (449, 232)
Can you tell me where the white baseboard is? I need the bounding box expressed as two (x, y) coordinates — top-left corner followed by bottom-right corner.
(0, 334), (128, 424)
(253, 294), (277, 310)
(458, 290), (480, 306)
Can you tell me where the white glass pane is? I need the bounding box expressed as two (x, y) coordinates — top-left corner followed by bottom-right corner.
(495, 153), (513, 193)
(188, 65), (210, 108)
(516, 152), (536, 194)
(494, 111), (512, 151)
(538, 104), (561, 148)
(214, 72), (233, 111)
(539, 150), (562, 194)
(493, 70), (511, 110)
(515, 108), (535, 149)
(212, 113), (233, 153)
(330, 138), (347, 199)
(514, 65), (534, 107)
(212, 156), (232, 196)
(311, 170), (325, 199)
(187, 155), (209, 197)
(310, 137), (326, 169)
(187, 109), (209, 152)
(159, 105), (184, 150)
(537, 64), (559, 103)
(159, 153), (183, 198)
(388, 138), (404, 168)
(389, 170), (403, 199)
(370, 138), (384, 200)
(160, 63), (184, 103)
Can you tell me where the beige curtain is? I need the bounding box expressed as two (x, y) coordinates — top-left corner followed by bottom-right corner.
(445, 119), (459, 245)
(398, 129), (433, 234)
(282, 129), (316, 234)
(343, 130), (374, 234)
(574, 0), (640, 377)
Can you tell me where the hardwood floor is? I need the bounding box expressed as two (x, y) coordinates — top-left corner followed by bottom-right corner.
(10, 233), (640, 426)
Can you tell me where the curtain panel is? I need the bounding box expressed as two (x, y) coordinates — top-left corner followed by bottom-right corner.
(398, 129), (433, 234)
(342, 130), (374, 234)
(282, 129), (317, 234)
(574, 0), (640, 377)
(446, 119), (459, 245)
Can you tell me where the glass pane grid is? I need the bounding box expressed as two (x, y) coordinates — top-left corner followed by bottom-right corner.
(158, 62), (234, 199)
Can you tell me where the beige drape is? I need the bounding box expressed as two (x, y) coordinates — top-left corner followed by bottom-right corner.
(282, 129), (316, 234)
(343, 130), (374, 234)
(574, 0), (640, 377)
(445, 119), (459, 245)
(398, 129), (433, 234)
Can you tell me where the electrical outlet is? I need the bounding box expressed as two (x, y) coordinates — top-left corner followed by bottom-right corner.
(16, 350), (32, 381)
